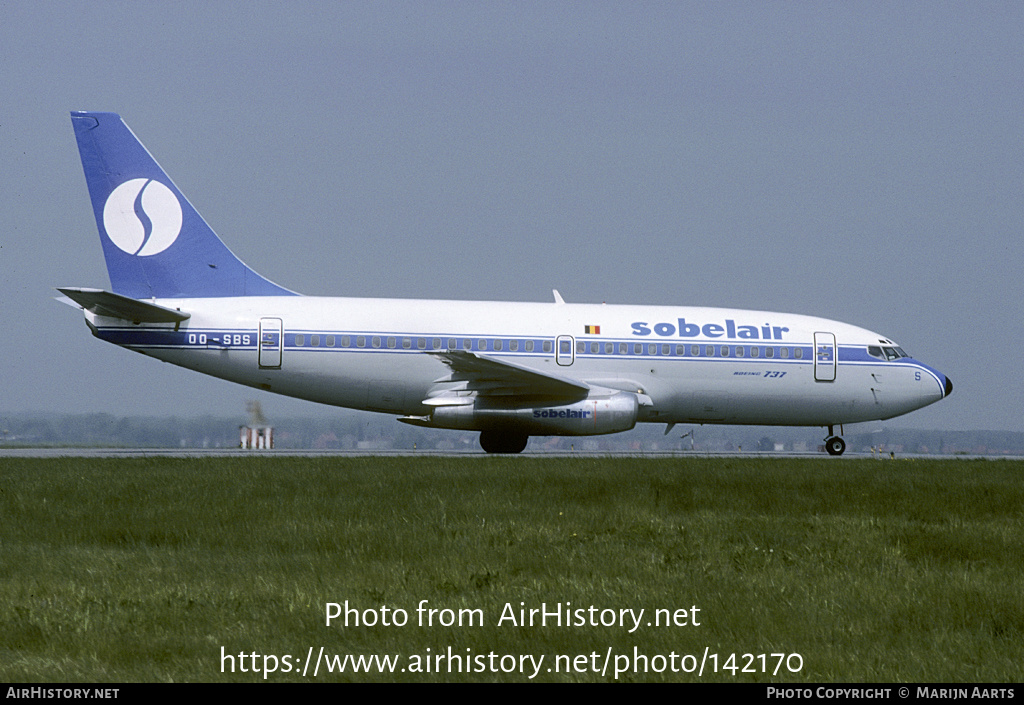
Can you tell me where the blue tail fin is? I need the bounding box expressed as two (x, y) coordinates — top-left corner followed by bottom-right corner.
(71, 111), (297, 299)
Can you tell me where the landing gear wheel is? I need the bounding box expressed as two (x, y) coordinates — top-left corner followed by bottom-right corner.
(825, 436), (846, 456)
(479, 430), (529, 454)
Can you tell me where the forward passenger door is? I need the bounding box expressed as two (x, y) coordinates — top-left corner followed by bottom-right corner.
(813, 331), (836, 382)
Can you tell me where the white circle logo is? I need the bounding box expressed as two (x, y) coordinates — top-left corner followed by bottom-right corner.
(102, 179), (183, 256)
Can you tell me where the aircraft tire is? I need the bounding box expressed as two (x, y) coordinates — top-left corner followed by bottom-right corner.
(825, 436), (846, 456)
(479, 430), (529, 454)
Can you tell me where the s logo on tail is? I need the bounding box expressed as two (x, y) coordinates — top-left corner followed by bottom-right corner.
(103, 178), (183, 256)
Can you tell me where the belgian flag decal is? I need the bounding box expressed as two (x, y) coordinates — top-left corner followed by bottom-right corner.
(584, 325), (601, 334)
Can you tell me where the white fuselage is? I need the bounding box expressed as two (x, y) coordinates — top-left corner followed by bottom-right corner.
(85, 296), (948, 429)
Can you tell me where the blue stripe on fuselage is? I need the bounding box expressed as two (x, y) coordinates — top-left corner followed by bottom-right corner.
(96, 327), (942, 388)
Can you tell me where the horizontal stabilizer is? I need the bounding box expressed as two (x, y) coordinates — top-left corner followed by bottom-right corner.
(57, 287), (191, 323)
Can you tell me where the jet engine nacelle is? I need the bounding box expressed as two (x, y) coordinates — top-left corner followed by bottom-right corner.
(426, 392), (640, 436)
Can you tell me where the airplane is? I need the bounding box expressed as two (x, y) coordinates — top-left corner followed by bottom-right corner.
(59, 111), (952, 454)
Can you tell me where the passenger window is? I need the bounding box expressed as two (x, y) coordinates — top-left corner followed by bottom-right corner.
(326, 335), (335, 347)
(675, 345), (684, 356)
(295, 334), (304, 347)
(780, 347), (789, 359)
(705, 345), (714, 357)
(634, 343), (642, 355)
(388, 337), (397, 349)
(619, 343), (628, 355)
(510, 340), (518, 352)
(402, 338), (411, 349)
(478, 339), (487, 350)
(311, 335), (320, 347)
(494, 339), (502, 351)
(765, 347), (774, 358)
(691, 345), (699, 356)
(721, 346), (730, 357)
(736, 346), (745, 358)
(605, 342), (613, 354)
(356, 336), (365, 348)
(577, 341), (585, 354)
(543, 340), (553, 353)
(463, 338), (472, 350)
(794, 347), (803, 359)
(525, 340), (534, 352)
(371, 337), (380, 348)
(341, 336), (350, 347)
(592, 342), (600, 354)
(751, 347), (759, 358)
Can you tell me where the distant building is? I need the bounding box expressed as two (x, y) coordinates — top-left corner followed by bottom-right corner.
(241, 400), (273, 449)
(240, 425), (273, 450)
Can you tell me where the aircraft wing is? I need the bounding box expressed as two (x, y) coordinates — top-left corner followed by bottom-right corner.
(426, 349), (589, 400)
(57, 287), (191, 323)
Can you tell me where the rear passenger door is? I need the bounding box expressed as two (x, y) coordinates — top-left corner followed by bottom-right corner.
(258, 318), (282, 369)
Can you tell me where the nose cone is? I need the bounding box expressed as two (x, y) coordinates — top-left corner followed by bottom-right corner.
(907, 360), (952, 411)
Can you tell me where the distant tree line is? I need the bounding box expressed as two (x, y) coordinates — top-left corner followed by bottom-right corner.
(1, 413), (1022, 454)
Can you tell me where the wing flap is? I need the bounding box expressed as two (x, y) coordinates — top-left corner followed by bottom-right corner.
(427, 349), (589, 399)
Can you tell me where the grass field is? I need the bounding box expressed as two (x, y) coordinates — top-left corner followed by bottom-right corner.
(1, 456), (1022, 682)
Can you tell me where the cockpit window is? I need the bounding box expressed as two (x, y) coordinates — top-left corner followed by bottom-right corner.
(869, 345), (910, 361)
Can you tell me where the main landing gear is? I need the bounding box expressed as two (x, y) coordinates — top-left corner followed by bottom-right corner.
(479, 430), (529, 454)
(824, 425), (846, 456)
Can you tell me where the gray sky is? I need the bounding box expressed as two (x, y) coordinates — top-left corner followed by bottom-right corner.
(1, 2), (1020, 431)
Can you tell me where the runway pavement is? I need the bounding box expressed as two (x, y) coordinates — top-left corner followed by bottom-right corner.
(0, 447), (1015, 460)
